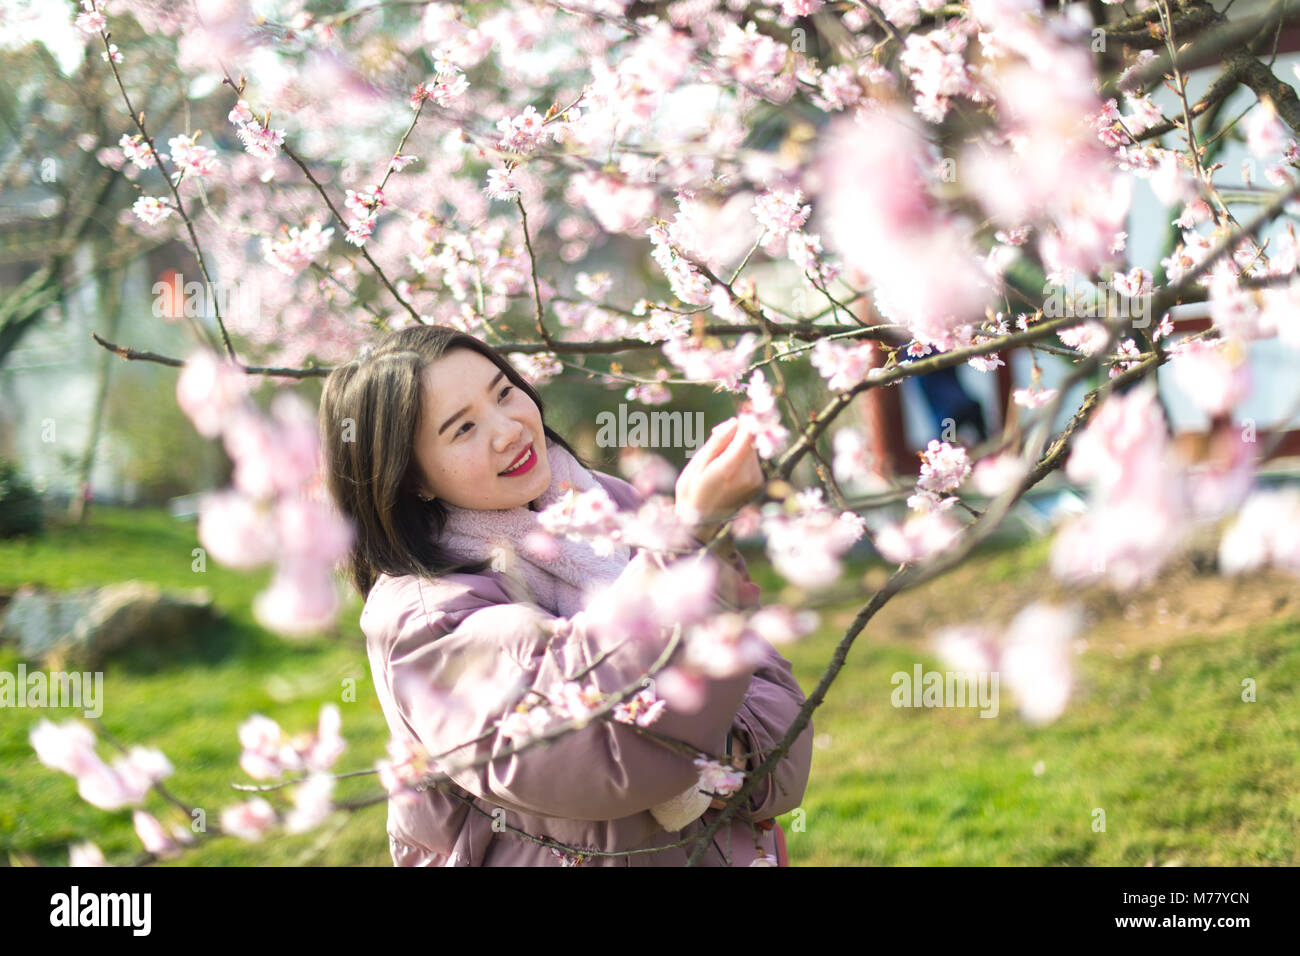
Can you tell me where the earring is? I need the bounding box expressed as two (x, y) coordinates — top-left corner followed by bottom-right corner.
(418, 492), (435, 502)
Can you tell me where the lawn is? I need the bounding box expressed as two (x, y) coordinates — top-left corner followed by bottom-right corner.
(2, 506), (1297, 866)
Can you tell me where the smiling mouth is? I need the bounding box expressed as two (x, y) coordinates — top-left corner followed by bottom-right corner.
(499, 443), (536, 476)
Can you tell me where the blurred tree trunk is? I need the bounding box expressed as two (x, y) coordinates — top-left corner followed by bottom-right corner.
(67, 237), (123, 524)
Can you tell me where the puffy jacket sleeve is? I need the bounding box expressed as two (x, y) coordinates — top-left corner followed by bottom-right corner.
(591, 469), (811, 823)
(727, 639), (814, 822)
(375, 546), (756, 822)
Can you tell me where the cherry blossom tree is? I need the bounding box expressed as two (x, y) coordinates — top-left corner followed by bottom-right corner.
(17, 0), (1300, 865)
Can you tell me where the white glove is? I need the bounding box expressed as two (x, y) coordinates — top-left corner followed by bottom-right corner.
(649, 782), (714, 833)
(649, 731), (731, 832)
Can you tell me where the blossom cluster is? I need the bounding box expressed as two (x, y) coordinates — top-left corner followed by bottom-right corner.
(262, 220), (335, 276)
(760, 488), (867, 590)
(176, 349), (354, 635)
(736, 371), (790, 460)
(228, 99), (286, 161)
(931, 603), (1083, 725)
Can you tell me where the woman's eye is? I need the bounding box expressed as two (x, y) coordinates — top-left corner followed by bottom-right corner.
(453, 387), (512, 439)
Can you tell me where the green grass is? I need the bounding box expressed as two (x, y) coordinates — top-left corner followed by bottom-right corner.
(0, 507), (391, 866)
(772, 561), (1300, 866)
(2, 506), (1297, 866)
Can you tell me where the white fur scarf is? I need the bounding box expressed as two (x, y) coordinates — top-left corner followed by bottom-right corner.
(437, 437), (631, 617)
(435, 437), (715, 833)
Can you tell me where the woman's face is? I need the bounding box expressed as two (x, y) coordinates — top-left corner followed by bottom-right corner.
(412, 347), (551, 511)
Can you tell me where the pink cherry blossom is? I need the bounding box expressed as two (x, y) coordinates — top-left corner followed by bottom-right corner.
(873, 509), (962, 565)
(484, 167), (521, 201)
(238, 714), (285, 780)
(761, 503), (867, 589)
(747, 605), (819, 645)
(1218, 488), (1300, 576)
(30, 719), (99, 777)
(1169, 338), (1250, 418)
(167, 133), (219, 178)
(275, 495), (354, 566)
(376, 737), (433, 805)
(77, 757), (143, 810)
(123, 746), (173, 785)
(738, 372), (789, 459)
(506, 351), (562, 386)
(307, 704), (347, 772)
(1245, 102), (1288, 159)
(1184, 429), (1256, 521)
(694, 757), (745, 796)
(832, 426), (887, 492)
(221, 798), (278, 841)
(809, 338), (877, 392)
(569, 172), (656, 235)
(971, 452), (1029, 496)
(917, 439), (971, 495)
(752, 189), (811, 243)
(496, 104), (550, 155)
(653, 666), (707, 714)
(344, 216), (376, 247)
(618, 448), (678, 500)
(133, 810), (179, 857)
(1057, 320), (1111, 356)
(612, 687), (667, 727)
(537, 486), (623, 553)
(69, 842), (108, 867)
(683, 612), (768, 678)
(498, 701), (555, 742)
(552, 681), (606, 727)
(999, 603), (1080, 725)
(1012, 386), (1059, 409)
(899, 27), (979, 124)
(228, 99), (254, 125)
(175, 348), (251, 439)
(820, 110), (992, 349)
(197, 490), (276, 570)
(662, 333), (759, 391)
(810, 64), (864, 111)
(252, 557), (343, 636)
(262, 220), (334, 276)
(647, 222), (713, 306)
(286, 773), (335, 833)
(1050, 496), (1185, 591)
(1065, 383), (1170, 495)
(75, 9), (107, 34)
(119, 134), (163, 170)
(235, 120), (286, 160)
(932, 623), (1001, 675)
(131, 196), (173, 225)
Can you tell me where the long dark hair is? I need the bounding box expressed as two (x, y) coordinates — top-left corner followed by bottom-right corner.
(319, 326), (595, 599)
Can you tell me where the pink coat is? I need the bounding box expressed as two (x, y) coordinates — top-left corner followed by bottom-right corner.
(360, 470), (814, 866)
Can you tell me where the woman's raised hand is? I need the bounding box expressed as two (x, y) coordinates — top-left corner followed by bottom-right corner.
(674, 417), (766, 544)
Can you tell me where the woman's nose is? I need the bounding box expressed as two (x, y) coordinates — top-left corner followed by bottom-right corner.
(493, 418), (524, 452)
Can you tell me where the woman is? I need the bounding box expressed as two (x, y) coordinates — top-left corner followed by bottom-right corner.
(319, 325), (814, 866)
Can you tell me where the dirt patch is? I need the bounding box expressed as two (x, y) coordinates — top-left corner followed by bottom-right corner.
(819, 533), (1298, 653)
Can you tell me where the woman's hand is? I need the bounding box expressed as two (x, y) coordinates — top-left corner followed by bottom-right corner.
(674, 417), (766, 544)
